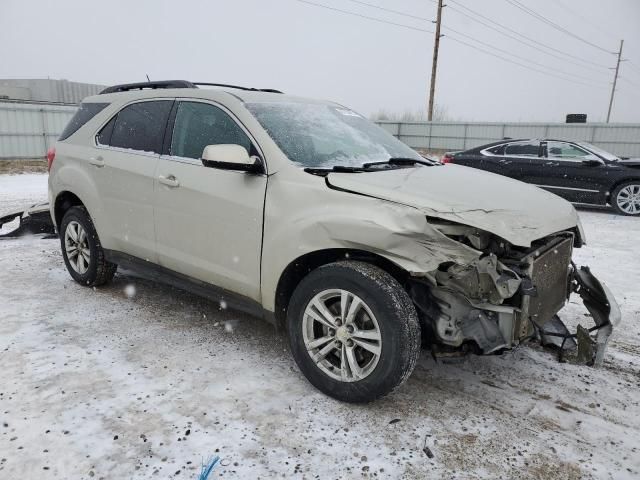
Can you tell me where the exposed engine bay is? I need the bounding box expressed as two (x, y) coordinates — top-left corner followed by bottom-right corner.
(409, 219), (620, 367)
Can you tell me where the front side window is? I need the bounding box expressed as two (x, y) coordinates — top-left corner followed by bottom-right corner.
(59, 102), (109, 141)
(546, 141), (592, 159)
(170, 102), (251, 159)
(109, 100), (173, 154)
(246, 102), (422, 168)
(504, 141), (540, 157)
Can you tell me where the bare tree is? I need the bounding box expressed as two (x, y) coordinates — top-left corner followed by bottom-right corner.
(371, 105), (450, 122)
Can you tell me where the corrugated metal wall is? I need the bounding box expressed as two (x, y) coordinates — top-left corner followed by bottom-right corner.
(1, 102), (639, 160)
(0, 79), (105, 104)
(0, 101), (77, 159)
(376, 121), (640, 157)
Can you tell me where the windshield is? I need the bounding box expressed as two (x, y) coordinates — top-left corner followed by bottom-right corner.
(246, 102), (422, 168)
(577, 142), (619, 161)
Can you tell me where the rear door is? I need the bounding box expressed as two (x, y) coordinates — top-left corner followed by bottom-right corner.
(500, 140), (543, 182)
(454, 144), (507, 175)
(93, 99), (173, 262)
(154, 100), (267, 301)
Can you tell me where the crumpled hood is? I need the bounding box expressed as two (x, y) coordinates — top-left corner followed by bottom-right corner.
(326, 164), (579, 247)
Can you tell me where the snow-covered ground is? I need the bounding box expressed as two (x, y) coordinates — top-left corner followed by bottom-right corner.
(0, 173), (638, 479)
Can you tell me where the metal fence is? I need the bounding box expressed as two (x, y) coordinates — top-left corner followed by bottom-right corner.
(375, 121), (640, 157)
(1, 101), (639, 159)
(0, 101), (77, 159)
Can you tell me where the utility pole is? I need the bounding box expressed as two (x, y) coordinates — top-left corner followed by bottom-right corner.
(606, 39), (624, 123)
(427, 0), (444, 121)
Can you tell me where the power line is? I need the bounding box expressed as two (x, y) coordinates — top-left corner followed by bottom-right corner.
(342, 0), (430, 22)
(290, 0), (433, 34)
(288, 0), (608, 90)
(445, 34), (606, 90)
(442, 24), (609, 86)
(554, 0), (619, 42)
(503, 0), (615, 55)
(447, 0), (610, 73)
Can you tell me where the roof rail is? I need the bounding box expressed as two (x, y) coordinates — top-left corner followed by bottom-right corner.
(193, 82), (283, 94)
(99, 80), (196, 94)
(98, 80), (284, 95)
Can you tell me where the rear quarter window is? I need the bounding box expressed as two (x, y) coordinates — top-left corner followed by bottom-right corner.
(59, 103), (109, 141)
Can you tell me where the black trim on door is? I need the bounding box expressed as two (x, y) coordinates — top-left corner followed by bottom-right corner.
(103, 249), (274, 324)
(161, 100), (179, 156)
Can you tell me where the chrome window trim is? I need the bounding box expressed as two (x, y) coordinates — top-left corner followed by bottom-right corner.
(159, 154), (202, 166)
(93, 98), (175, 150)
(480, 141), (542, 160)
(535, 184), (600, 193)
(544, 140), (600, 162)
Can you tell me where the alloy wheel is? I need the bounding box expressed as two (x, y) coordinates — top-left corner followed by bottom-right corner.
(616, 184), (640, 214)
(64, 221), (90, 274)
(302, 289), (382, 382)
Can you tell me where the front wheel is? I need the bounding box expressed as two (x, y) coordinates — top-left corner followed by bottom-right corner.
(611, 181), (640, 216)
(286, 261), (421, 403)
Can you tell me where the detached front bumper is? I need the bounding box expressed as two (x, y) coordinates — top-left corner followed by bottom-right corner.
(538, 266), (621, 367)
(0, 202), (55, 238)
(410, 233), (621, 366)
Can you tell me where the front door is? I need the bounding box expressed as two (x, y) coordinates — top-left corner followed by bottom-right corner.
(154, 100), (267, 301)
(536, 141), (608, 204)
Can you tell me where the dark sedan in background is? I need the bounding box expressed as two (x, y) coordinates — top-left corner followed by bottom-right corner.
(442, 139), (640, 216)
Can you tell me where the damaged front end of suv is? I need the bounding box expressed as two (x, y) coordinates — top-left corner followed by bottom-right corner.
(408, 218), (620, 367)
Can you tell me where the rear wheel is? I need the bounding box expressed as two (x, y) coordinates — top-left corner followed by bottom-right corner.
(286, 261), (421, 403)
(60, 206), (117, 286)
(612, 181), (640, 216)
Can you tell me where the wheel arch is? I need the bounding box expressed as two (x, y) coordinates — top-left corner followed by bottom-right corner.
(54, 191), (86, 230)
(272, 248), (411, 328)
(607, 176), (640, 203)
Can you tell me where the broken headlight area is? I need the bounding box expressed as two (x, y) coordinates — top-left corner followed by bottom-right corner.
(410, 222), (620, 367)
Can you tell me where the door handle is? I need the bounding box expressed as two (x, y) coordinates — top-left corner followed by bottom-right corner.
(545, 161), (560, 167)
(89, 156), (104, 167)
(158, 174), (180, 188)
(498, 159), (512, 165)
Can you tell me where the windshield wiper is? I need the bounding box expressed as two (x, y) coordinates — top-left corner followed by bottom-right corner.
(304, 157), (437, 176)
(304, 165), (366, 175)
(363, 157), (438, 169)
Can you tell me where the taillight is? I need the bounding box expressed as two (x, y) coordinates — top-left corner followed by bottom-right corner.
(47, 147), (56, 172)
(441, 154), (454, 164)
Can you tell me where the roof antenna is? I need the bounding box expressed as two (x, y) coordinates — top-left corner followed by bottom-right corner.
(146, 74), (151, 82)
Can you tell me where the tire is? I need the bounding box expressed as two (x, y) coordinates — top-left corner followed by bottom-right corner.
(60, 206), (117, 286)
(611, 181), (640, 216)
(286, 261), (421, 403)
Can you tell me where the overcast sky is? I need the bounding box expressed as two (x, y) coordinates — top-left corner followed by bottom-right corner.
(2, 0), (639, 122)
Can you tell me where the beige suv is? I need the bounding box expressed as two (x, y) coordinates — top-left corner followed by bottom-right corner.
(48, 80), (619, 402)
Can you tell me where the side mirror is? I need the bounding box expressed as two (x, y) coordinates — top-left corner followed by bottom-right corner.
(201, 144), (263, 173)
(581, 158), (604, 166)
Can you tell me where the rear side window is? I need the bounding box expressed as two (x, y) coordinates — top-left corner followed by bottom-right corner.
(109, 101), (173, 154)
(59, 103), (109, 141)
(486, 145), (505, 155)
(504, 142), (540, 157)
(170, 101), (251, 159)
